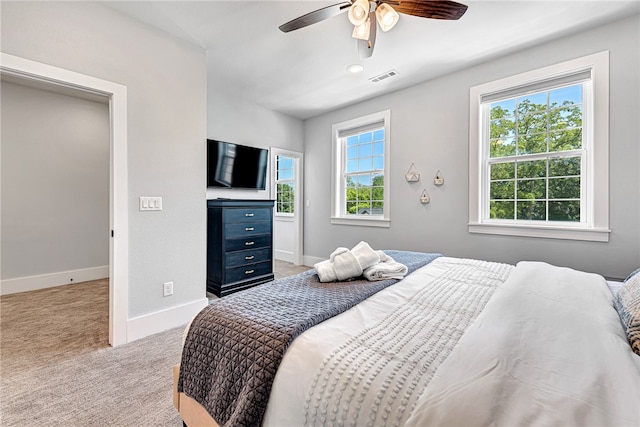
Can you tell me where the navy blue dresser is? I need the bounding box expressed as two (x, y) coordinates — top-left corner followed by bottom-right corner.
(207, 199), (274, 297)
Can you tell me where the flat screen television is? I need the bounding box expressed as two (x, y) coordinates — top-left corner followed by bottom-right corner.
(207, 139), (268, 190)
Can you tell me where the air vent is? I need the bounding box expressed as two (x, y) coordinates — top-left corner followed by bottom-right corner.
(369, 70), (398, 83)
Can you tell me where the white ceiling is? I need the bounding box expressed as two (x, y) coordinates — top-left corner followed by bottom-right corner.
(105, 1), (640, 119)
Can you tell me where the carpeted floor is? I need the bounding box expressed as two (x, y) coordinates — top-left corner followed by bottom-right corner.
(1, 279), (110, 375)
(0, 260), (310, 426)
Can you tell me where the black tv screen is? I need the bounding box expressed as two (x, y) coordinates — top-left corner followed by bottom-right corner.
(207, 139), (268, 190)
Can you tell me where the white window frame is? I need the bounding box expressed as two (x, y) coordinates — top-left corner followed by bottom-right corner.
(331, 110), (391, 228)
(469, 51), (610, 242)
(270, 147), (303, 221)
(273, 154), (295, 218)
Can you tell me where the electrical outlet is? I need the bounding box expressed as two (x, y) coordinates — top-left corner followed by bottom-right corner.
(163, 281), (174, 297)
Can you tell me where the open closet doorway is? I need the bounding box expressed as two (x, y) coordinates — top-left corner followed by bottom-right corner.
(0, 53), (128, 346)
(270, 148), (303, 266)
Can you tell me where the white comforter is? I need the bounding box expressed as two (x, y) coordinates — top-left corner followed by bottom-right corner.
(406, 261), (640, 427)
(262, 258), (640, 427)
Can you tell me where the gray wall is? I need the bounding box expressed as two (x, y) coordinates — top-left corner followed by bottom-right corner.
(303, 15), (640, 280)
(205, 52), (304, 201)
(1, 2), (207, 318)
(1, 81), (109, 279)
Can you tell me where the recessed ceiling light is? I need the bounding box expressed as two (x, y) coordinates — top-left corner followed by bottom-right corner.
(346, 64), (364, 74)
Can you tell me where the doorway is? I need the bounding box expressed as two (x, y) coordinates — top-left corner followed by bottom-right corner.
(0, 53), (128, 346)
(270, 148), (304, 266)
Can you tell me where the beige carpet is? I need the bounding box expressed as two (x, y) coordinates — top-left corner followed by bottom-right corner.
(0, 261), (311, 426)
(1, 280), (110, 375)
(0, 279), (184, 426)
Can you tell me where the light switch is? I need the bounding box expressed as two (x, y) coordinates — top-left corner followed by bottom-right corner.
(139, 196), (163, 211)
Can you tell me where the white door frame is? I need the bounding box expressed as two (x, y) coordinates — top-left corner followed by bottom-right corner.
(270, 148), (304, 265)
(0, 52), (129, 346)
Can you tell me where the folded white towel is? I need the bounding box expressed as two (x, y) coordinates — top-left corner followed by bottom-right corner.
(314, 242), (400, 283)
(362, 255), (408, 281)
(375, 250), (389, 262)
(331, 248), (363, 281)
(315, 246), (364, 282)
(329, 247), (350, 262)
(314, 259), (337, 282)
(351, 241), (380, 270)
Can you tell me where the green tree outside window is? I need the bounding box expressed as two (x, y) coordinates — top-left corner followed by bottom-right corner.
(488, 84), (583, 222)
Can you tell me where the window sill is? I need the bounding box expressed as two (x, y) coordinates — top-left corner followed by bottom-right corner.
(274, 213), (294, 222)
(331, 216), (390, 228)
(468, 222), (610, 242)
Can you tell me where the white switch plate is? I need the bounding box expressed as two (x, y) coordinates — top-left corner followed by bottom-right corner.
(140, 196), (163, 211)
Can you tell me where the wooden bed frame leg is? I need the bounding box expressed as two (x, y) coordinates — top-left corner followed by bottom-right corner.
(173, 364), (181, 411)
(173, 364), (220, 427)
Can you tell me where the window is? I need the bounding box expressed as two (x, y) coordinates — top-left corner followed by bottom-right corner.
(469, 51), (610, 241)
(488, 84), (584, 222)
(275, 155), (295, 215)
(332, 110), (391, 227)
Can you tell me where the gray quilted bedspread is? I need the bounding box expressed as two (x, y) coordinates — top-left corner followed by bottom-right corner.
(178, 250), (441, 427)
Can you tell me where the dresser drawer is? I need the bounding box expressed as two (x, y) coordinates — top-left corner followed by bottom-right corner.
(225, 208), (271, 223)
(226, 235), (271, 252)
(225, 261), (272, 284)
(226, 248), (271, 268)
(225, 221), (270, 239)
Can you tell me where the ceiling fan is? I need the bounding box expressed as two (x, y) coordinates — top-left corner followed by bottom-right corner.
(279, 0), (468, 58)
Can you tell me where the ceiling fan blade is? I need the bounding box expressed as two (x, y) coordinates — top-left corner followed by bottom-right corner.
(358, 12), (377, 59)
(383, 0), (468, 20)
(279, 2), (352, 33)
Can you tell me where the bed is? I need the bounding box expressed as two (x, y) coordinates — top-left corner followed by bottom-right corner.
(174, 251), (640, 427)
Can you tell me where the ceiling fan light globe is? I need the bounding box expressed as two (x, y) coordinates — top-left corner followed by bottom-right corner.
(352, 18), (371, 40)
(348, 0), (370, 26)
(375, 3), (399, 32)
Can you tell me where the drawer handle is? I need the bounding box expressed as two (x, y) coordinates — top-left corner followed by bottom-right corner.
(245, 241), (255, 246)
(245, 255), (255, 260)
(245, 269), (255, 275)
(245, 227), (255, 231)
(245, 213), (254, 217)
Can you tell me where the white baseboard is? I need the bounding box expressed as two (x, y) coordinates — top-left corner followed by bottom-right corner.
(0, 266), (109, 296)
(126, 297), (208, 343)
(303, 255), (324, 267)
(276, 251), (318, 268)
(274, 249), (294, 263)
